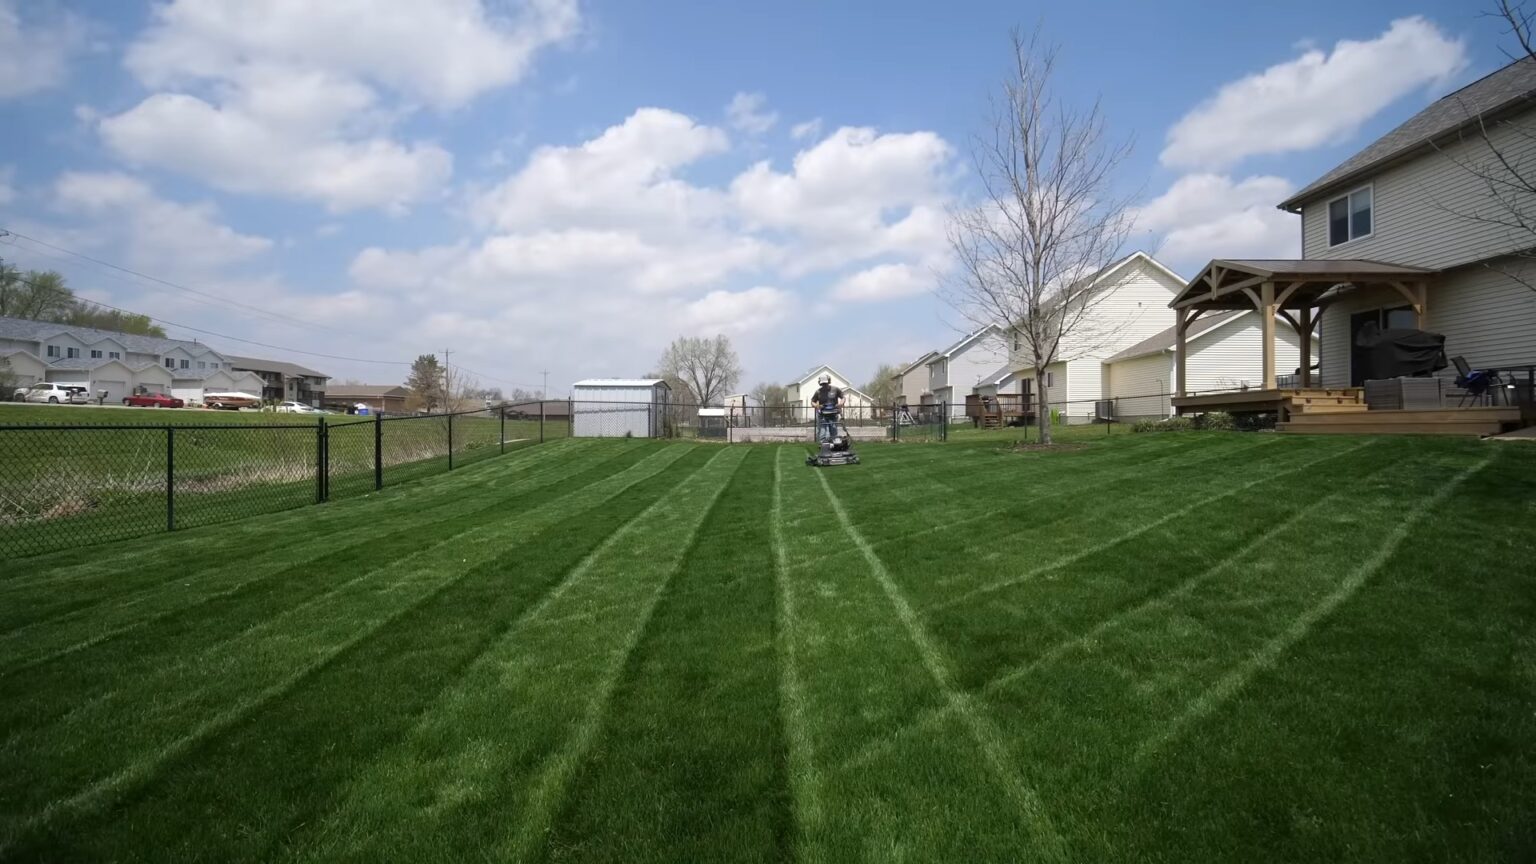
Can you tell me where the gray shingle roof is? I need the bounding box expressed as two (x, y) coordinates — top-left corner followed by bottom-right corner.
(1102, 311), (1244, 364)
(0, 315), (224, 358)
(327, 384), (409, 398)
(1281, 56), (1536, 210)
(225, 355), (328, 380)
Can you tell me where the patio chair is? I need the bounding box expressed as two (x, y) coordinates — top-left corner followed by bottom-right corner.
(1451, 355), (1502, 406)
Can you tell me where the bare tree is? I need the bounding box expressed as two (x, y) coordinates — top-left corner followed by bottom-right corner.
(656, 335), (742, 405)
(862, 363), (903, 409)
(1433, 1), (1536, 290)
(944, 28), (1135, 444)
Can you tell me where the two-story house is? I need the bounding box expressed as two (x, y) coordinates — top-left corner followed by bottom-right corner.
(227, 356), (329, 407)
(1170, 58), (1536, 411)
(892, 350), (939, 408)
(787, 364), (874, 416)
(925, 327), (1008, 418)
(0, 316), (267, 404)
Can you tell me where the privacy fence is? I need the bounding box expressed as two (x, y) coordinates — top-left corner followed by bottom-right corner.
(0, 406), (531, 559)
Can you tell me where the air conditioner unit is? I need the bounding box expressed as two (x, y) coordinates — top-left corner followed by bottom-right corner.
(1094, 399), (1115, 421)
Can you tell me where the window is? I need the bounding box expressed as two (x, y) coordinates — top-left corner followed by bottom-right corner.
(197, 361), (205, 370)
(164, 358), (175, 368)
(180, 359), (189, 369)
(90, 350), (102, 359)
(1045, 371), (1054, 388)
(109, 351), (120, 360)
(1327, 186), (1372, 246)
(46, 345), (60, 358)
(66, 347), (79, 359)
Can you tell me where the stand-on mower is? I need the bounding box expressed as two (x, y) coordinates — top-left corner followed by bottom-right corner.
(806, 409), (860, 467)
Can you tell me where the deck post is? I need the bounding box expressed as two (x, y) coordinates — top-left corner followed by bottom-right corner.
(1415, 280), (1428, 329)
(1298, 304), (1313, 388)
(1174, 307), (1189, 398)
(1260, 281), (1277, 391)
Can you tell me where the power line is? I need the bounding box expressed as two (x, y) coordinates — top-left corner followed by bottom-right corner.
(0, 227), (356, 338)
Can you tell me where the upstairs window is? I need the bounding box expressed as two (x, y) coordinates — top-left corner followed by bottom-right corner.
(164, 357), (174, 368)
(66, 347), (79, 359)
(90, 350), (102, 359)
(46, 345), (60, 358)
(1327, 186), (1372, 246)
(180, 359), (189, 369)
(109, 351), (120, 360)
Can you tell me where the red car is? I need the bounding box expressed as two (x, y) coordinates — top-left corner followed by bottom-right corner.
(123, 392), (185, 408)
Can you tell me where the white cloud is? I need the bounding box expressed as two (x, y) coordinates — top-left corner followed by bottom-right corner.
(99, 0), (578, 212)
(53, 171), (272, 275)
(1161, 16), (1467, 169)
(726, 91), (778, 135)
(1135, 174), (1299, 271)
(831, 263), (932, 303)
(681, 286), (793, 335)
(790, 118), (823, 141)
(0, 0), (85, 100)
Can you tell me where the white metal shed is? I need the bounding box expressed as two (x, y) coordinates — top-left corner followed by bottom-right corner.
(570, 378), (671, 438)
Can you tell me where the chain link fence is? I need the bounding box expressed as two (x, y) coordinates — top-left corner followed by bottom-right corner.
(0, 406), (530, 559)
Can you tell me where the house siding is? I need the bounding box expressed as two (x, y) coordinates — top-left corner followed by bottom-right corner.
(1319, 256), (1536, 387)
(1300, 118), (1536, 268)
(1105, 353), (1174, 418)
(1185, 316), (1306, 393)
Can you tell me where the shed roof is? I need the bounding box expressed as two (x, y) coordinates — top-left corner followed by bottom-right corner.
(1280, 56), (1536, 210)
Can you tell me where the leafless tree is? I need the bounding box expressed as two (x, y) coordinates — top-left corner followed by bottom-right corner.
(656, 335), (741, 405)
(944, 27), (1135, 444)
(862, 363), (903, 409)
(1434, 1), (1536, 290)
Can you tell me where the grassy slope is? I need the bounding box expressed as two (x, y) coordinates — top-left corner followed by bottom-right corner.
(1, 433), (1532, 862)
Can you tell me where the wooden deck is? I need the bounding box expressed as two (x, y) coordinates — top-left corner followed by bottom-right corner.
(1277, 406), (1523, 437)
(1172, 388), (1364, 418)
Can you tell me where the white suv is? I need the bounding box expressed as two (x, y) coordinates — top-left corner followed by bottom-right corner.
(15, 382), (89, 404)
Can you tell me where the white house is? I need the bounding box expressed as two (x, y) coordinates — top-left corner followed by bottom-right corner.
(1005, 252), (1187, 423)
(570, 378), (671, 437)
(893, 350), (938, 408)
(925, 326), (1009, 417)
(787, 365), (874, 416)
(1102, 310), (1309, 419)
(0, 316), (265, 404)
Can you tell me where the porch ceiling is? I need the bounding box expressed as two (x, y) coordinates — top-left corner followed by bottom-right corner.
(1170, 258), (1437, 310)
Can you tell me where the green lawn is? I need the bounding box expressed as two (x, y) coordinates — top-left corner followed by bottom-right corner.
(1, 433), (1532, 862)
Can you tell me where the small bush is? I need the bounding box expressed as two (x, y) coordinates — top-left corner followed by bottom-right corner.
(1234, 412), (1278, 432)
(1194, 411), (1235, 431)
(1132, 416), (1194, 433)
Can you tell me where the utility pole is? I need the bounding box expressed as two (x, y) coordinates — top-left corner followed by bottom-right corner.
(541, 369), (549, 399)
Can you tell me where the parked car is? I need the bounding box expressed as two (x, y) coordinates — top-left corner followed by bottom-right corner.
(123, 392), (185, 409)
(202, 391), (263, 410)
(273, 401), (322, 414)
(15, 382), (89, 404)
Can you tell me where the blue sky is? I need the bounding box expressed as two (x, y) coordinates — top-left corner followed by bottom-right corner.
(0, 0), (1512, 394)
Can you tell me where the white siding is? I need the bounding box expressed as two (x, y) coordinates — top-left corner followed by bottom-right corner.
(1185, 316), (1305, 393)
(1300, 117), (1536, 268)
(1319, 256), (1536, 387)
(950, 333), (1008, 394)
(1105, 353), (1174, 418)
(1, 352), (46, 388)
(790, 366), (858, 407)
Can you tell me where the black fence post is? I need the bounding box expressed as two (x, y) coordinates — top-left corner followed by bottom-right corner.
(447, 412), (455, 471)
(165, 426), (175, 532)
(316, 416), (328, 503)
(374, 412), (384, 490)
(499, 407), (506, 455)
(940, 402), (948, 442)
(539, 400), (546, 443)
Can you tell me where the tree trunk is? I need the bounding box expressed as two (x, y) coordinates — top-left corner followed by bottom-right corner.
(1036, 372), (1052, 445)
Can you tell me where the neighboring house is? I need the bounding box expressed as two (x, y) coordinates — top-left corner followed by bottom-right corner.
(926, 327), (1009, 417)
(323, 384), (410, 414)
(227, 356), (329, 407)
(1279, 56), (1536, 388)
(0, 316), (263, 404)
(787, 365), (874, 414)
(893, 350), (939, 407)
(501, 399), (570, 421)
(1005, 252), (1187, 422)
(1102, 310), (1309, 419)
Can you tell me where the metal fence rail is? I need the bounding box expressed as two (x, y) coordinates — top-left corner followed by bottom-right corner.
(0, 406), (528, 560)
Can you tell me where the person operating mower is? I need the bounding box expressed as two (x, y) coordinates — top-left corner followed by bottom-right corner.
(807, 373), (860, 466)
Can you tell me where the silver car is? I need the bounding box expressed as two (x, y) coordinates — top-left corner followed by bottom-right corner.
(16, 383), (89, 404)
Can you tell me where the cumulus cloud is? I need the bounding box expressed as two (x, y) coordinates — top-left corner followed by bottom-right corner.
(53, 171), (272, 275)
(1161, 16), (1467, 169)
(98, 0), (579, 212)
(1135, 174), (1299, 272)
(830, 263), (932, 303)
(680, 286), (794, 335)
(0, 0), (86, 100)
(726, 91), (777, 135)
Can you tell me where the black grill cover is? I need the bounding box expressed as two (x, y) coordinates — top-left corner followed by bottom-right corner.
(1354, 325), (1448, 378)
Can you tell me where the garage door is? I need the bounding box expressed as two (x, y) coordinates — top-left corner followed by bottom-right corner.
(94, 379), (128, 403)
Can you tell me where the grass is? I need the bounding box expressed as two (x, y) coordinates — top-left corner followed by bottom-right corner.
(1, 432), (1532, 862)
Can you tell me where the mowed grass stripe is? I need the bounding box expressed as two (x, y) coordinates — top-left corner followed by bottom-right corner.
(0, 444), (706, 854)
(0, 437), (591, 589)
(540, 447), (788, 864)
(0, 444), (664, 736)
(816, 469), (1068, 863)
(280, 448), (748, 864)
(0, 442), (653, 672)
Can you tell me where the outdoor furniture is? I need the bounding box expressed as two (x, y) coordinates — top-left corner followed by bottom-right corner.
(1364, 377), (1445, 411)
(1451, 356), (1504, 407)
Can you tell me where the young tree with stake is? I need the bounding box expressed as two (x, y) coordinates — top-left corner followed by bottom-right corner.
(945, 28), (1135, 445)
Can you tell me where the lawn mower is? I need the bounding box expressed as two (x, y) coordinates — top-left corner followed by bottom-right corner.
(806, 409), (860, 467)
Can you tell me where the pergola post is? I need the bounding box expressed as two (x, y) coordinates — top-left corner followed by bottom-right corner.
(1298, 304), (1313, 388)
(1415, 280), (1428, 329)
(1260, 281), (1277, 391)
(1174, 307), (1189, 398)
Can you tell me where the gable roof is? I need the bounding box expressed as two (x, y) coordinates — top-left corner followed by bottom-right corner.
(327, 384), (410, 398)
(1085, 250), (1186, 292)
(225, 355), (328, 379)
(977, 363), (1018, 387)
(1102, 310), (1245, 364)
(790, 364), (851, 385)
(896, 350), (939, 378)
(0, 315), (227, 361)
(1281, 56), (1536, 211)
(936, 325), (1002, 359)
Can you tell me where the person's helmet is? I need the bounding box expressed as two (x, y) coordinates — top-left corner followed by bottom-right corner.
(818, 374), (831, 385)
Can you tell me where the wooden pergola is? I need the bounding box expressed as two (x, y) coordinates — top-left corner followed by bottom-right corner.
(1168, 259), (1438, 395)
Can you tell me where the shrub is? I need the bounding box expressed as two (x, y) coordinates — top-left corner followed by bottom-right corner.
(1050, 408), (1063, 426)
(1234, 412), (1278, 432)
(1195, 411), (1234, 431)
(1132, 416), (1194, 433)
